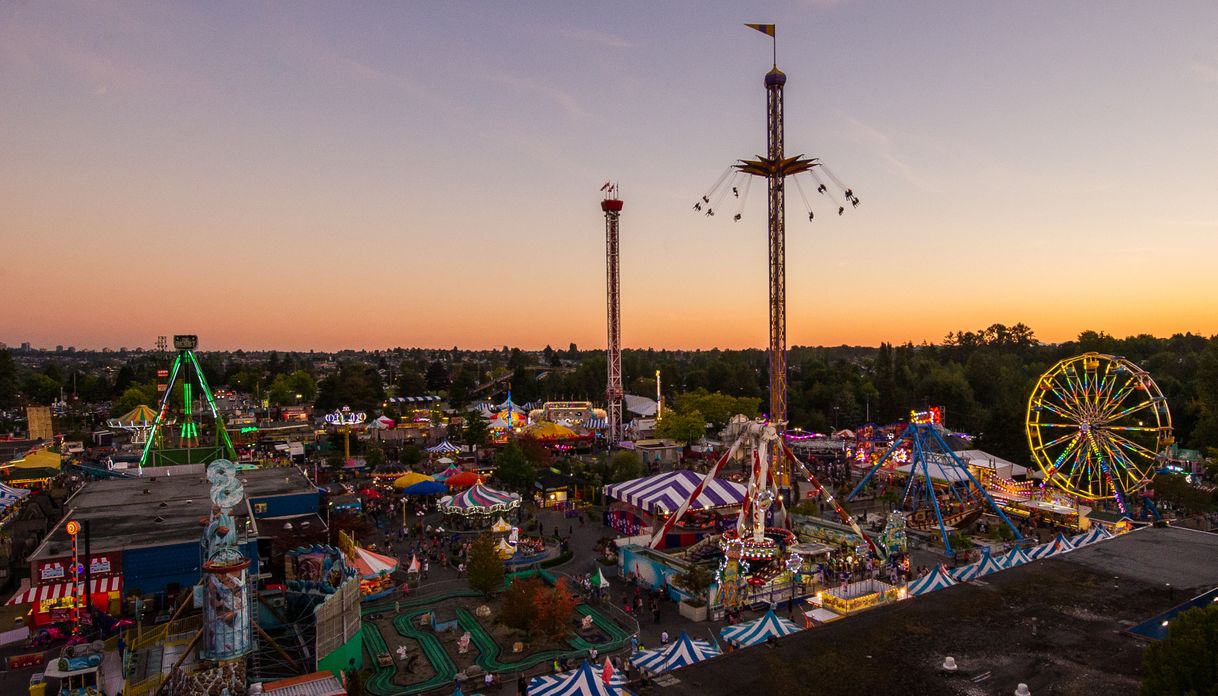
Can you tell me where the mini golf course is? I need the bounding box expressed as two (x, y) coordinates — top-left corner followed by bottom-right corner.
(361, 572), (633, 695)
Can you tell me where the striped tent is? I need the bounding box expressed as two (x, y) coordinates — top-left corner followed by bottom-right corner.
(111, 404), (158, 426)
(434, 464), (464, 481)
(0, 481), (30, 509)
(387, 395), (441, 405)
(950, 548), (1009, 581)
(473, 402), (496, 417)
(719, 609), (802, 647)
(584, 417), (607, 430)
(1029, 532), (1076, 560)
(426, 439), (461, 454)
(351, 546), (398, 579)
(528, 660), (628, 696)
(6, 576), (122, 605)
(603, 471), (747, 515)
(630, 632), (721, 674)
(908, 565), (958, 596)
(440, 483), (521, 515)
(1071, 525), (1113, 548)
(1001, 546), (1033, 568)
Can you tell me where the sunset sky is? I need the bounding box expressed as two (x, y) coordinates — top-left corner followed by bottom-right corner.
(3, 2), (1218, 352)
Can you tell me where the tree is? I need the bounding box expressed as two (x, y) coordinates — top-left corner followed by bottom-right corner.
(674, 388), (760, 427)
(0, 350), (18, 408)
(463, 410), (490, 454)
(606, 450), (643, 483)
(466, 533), (505, 596)
(656, 410), (706, 445)
(1140, 605), (1218, 696)
(499, 577), (541, 633)
(111, 384), (158, 416)
(494, 441), (536, 493)
(22, 373), (60, 404)
(519, 438), (554, 470)
(399, 445), (422, 467)
(315, 362), (384, 412)
(425, 361), (450, 391)
(448, 365), (477, 408)
(531, 578), (579, 641)
(364, 441), (386, 469)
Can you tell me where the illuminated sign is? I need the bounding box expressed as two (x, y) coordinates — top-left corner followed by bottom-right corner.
(325, 406), (367, 426)
(65, 520), (81, 536)
(910, 407), (943, 425)
(240, 426), (259, 434)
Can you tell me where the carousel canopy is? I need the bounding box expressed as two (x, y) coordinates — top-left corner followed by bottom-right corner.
(630, 632), (720, 674)
(522, 421), (579, 440)
(491, 517), (513, 533)
(109, 404), (158, 427)
(403, 480), (448, 496)
(351, 546), (398, 578)
(440, 483), (520, 515)
(426, 439), (462, 454)
(445, 471), (483, 488)
(528, 660), (627, 696)
(434, 464), (464, 480)
(393, 471), (435, 490)
(602, 470), (746, 515)
(908, 565), (958, 596)
(719, 609), (801, 647)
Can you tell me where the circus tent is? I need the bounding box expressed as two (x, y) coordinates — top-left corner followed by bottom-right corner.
(630, 632), (720, 674)
(426, 439), (461, 454)
(719, 609), (802, 648)
(603, 470), (746, 515)
(1029, 532), (1076, 560)
(907, 565), (958, 596)
(528, 660), (628, 696)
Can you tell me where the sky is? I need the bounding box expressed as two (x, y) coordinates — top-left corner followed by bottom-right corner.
(3, 1), (1218, 352)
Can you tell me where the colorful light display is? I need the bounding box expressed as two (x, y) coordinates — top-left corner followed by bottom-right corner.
(1026, 353), (1173, 505)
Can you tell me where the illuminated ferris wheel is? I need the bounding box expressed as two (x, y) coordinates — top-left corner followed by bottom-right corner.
(1026, 353), (1173, 503)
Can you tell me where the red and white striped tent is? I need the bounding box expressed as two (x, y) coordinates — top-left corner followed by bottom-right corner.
(6, 576), (122, 605)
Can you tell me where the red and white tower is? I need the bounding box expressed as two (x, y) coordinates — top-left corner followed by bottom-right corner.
(601, 184), (624, 444)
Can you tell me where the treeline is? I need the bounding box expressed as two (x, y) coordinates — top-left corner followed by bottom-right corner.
(3, 325), (1217, 464)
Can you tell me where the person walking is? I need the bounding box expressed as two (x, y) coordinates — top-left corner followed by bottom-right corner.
(651, 597), (660, 624)
(660, 630), (670, 645)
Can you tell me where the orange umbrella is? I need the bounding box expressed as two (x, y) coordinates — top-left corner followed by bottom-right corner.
(445, 471), (483, 488)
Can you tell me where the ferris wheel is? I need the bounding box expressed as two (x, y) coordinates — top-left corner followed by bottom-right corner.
(1026, 353), (1173, 503)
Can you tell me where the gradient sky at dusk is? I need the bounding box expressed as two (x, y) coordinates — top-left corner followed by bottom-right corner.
(3, 2), (1218, 351)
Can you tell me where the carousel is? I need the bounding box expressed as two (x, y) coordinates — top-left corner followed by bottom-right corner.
(438, 483), (521, 530)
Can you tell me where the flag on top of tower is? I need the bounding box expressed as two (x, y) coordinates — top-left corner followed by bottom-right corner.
(745, 23), (775, 37)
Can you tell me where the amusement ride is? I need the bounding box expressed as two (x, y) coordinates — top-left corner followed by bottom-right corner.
(1026, 352), (1173, 518)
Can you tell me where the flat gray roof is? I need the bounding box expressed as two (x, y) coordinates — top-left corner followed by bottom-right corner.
(31, 467), (316, 559)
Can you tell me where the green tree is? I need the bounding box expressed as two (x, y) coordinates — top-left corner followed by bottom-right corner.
(364, 441), (386, 469)
(1140, 605), (1218, 696)
(674, 388), (760, 427)
(466, 533), (505, 596)
(22, 373), (60, 404)
(656, 410), (705, 445)
(494, 440), (536, 493)
(0, 350), (18, 408)
(462, 410), (490, 454)
(399, 445), (422, 467)
(111, 384), (158, 416)
(606, 450), (643, 483)
(315, 362), (384, 412)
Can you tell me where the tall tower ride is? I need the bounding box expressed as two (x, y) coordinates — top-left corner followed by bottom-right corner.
(601, 184), (624, 445)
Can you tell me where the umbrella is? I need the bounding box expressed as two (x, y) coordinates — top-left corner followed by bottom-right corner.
(358, 487), (383, 499)
(445, 471), (483, 488)
(393, 471), (435, 490)
(403, 480), (448, 496)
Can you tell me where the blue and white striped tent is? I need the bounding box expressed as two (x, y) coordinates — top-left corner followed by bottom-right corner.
(528, 660), (628, 696)
(473, 402), (496, 417)
(719, 609), (802, 648)
(425, 439), (461, 454)
(388, 395), (442, 405)
(950, 547), (1009, 581)
(1001, 546), (1032, 568)
(1071, 525), (1113, 548)
(0, 482), (29, 510)
(1029, 532), (1076, 560)
(630, 631), (721, 674)
(584, 417), (607, 430)
(908, 565), (958, 596)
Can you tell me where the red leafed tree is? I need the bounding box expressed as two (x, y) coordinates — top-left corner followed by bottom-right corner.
(530, 578), (578, 641)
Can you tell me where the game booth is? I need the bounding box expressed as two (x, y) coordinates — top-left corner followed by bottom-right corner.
(602, 470), (746, 548)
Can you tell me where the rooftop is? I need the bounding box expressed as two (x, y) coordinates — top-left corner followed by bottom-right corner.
(649, 526), (1218, 696)
(30, 466), (317, 559)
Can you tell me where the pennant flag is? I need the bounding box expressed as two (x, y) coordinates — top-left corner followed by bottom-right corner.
(745, 23), (776, 37)
(602, 657), (615, 685)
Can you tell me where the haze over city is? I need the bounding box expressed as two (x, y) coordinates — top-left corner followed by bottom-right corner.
(4, 2), (1218, 351)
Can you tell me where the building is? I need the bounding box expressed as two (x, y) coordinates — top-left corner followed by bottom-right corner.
(10, 466), (320, 624)
(649, 526), (1218, 696)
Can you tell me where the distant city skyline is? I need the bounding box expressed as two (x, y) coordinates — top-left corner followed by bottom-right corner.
(4, 3), (1217, 352)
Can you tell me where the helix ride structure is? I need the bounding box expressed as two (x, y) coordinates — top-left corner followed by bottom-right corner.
(138, 335), (238, 471)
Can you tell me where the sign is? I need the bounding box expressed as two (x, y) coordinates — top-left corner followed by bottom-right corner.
(325, 406), (367, 426)
(910, 407), (943, 425)
(65, 520), (81, 536)
(35, 555), (119, 584)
